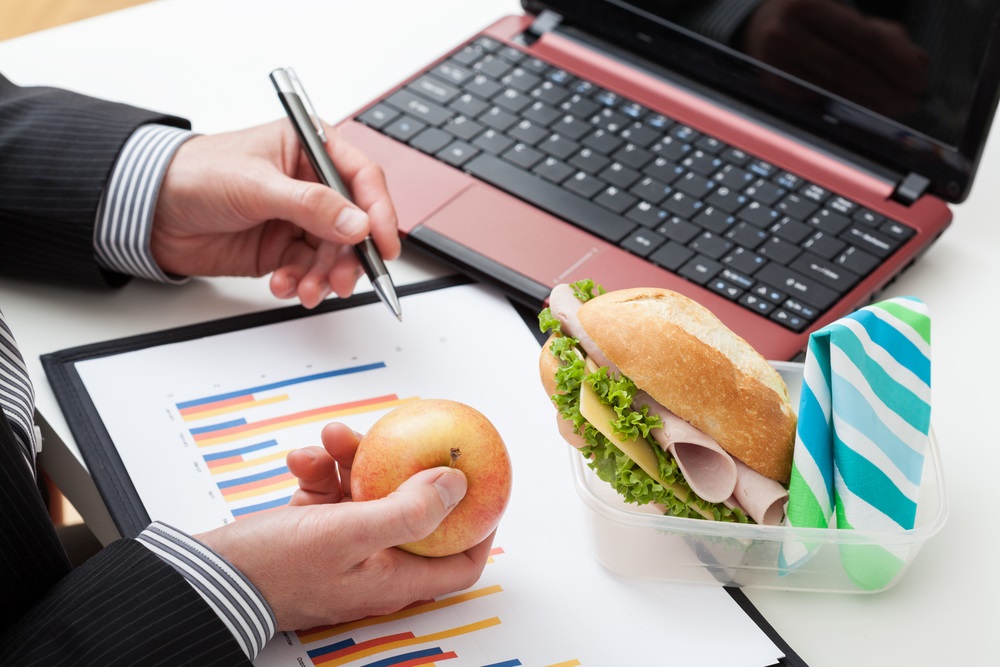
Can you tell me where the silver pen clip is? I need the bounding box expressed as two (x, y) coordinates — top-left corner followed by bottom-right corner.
(284, 67), (327, 143)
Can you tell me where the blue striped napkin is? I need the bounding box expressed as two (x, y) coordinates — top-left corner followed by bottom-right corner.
(781, 297), (931, 590)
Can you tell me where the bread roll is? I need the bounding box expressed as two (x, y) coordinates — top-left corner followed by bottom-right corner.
(576, 288), (796, 483)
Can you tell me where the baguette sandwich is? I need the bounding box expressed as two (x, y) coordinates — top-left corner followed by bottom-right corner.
(539, 280), (797, 524)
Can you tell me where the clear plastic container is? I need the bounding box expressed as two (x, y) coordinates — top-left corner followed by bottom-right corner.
(570, 361), (948, 593)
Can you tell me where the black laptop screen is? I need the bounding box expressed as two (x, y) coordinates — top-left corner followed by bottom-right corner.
(523, 0), (1000, 202)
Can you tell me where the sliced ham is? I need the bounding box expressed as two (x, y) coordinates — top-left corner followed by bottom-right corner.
(730, 459), (788, 526)
(548, 284), (617, 373)
(636, 391), (738, 503)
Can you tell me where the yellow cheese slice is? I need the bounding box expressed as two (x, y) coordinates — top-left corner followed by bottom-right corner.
(578, 363), (712, 520)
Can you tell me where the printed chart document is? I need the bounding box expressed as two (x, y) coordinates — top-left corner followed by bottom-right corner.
(67, 282), (786, 666)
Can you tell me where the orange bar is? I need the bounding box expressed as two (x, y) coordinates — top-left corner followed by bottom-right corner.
(180, 394), (254, 417)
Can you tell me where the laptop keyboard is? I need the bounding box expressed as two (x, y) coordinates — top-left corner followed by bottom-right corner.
(355, 36), (916, 332)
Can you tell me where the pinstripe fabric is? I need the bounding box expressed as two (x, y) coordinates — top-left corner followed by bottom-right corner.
(0, 75), (260, 663)
(0, 311), (37, 476)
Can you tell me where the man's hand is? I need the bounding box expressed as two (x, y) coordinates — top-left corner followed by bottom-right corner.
(195, 423), (494, 631)
(151, 119), (401, 308)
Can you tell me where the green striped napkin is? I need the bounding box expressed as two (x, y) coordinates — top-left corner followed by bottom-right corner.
(781, 297), (931, 590)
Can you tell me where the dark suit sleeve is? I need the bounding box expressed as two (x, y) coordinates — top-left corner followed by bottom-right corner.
(0, 421), (250, 665)
(0, 72), (191, 287)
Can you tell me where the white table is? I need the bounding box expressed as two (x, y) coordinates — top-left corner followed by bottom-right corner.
(1, 2), (997, 665)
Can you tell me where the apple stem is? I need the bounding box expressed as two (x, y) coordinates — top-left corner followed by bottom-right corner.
(449, 448), (461, 467)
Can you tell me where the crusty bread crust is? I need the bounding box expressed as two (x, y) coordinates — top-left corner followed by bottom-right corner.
(539, 334), (561, 400)
(577, 288), (796, 483)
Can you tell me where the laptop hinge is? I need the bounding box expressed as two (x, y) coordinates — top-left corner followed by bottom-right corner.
(891, 172), (930, 206)
(524, 9), (563, 45)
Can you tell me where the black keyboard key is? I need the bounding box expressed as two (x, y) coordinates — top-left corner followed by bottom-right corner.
(678, 255), (723, 285)
(725, 221), (768, 250)
(753, 283), (787, 304)
(522, 101), (562, 126)
(432, 61), (475, 86)
(551, 114), (592, 141)
(645, 113), (673, 132)
(442, 115), (483, 141)
(714, 164), (754, 190)
(466, 74), (503, 100)
(688, 231), (733, 259)
(522, 57), (551, 74)
(645, 157), (684, 184)
(695, 135), (725, 154)
(657, 216), (701, 244)
(879, 220), (916, 243)
(582, 128), (624, 155)
(662, 191), (703, 219)
(621, 228), (666, 257)
(618, 101), (647, 120)
(840, 225), (899, 258)
(782, 299), (820, 321)
(436, 141), (479, 167)
(386, 90), (452, 126)
(464, 153), (636, 242)
(564, 171), (605, 199)
(757, 236), (801, 265)
(498, 46), (526, 63)
(452, 45), (484, 67)
(532, 156), (574, 184)
(384, 115), (427, 142)
(776, 193), (819, 220)
(769, 216), (811, 244)
(629, 176), (671, 204)
(357, 104), (399, 130)
(409, 75), (461, 104)
(494, 88), (532, 114)
(692, 206), (736, 235)
(755, 263), (839, 311)
(773, 171), (802, 190)
(449, 93), (489, 118)
(719, 267), (755, 290)
(705, 186), (748, 213)
(681, 150), (723, 177)
(740, 292), (776, 315)
(539, 134), (580, 161)
(475, 54), (513, 79)
(532, 81), (571, 106)
(651, 136), (691, 162)
(720, 146), (750, 166)
(723, 247), (767, 274)
(827, 196), (856, 216)
(409, 127), (453, 154)
(834, 246), (880, 276)
(619, 122), (660, 148)
(746, 159), (775, 178)
(479, 106), (519, 132)
(508, 119), (548, 145)
(598, 162), (641, 189)
(807, 208), (852, 235)
(771, 309), (809, 332)
(560, 94), (601, 119)
(671, 124), (699, 142)
(853, 208), (885, 227)
(744, 179), (786, 206)
(789, 253), (860, 292)
(594, 186), (637, 214)
(675, 172), (715, 199)
(613, 143), (654, 170)
(472, 36), (501, 52)
(801, 231), (847, 260)
(569, 147), (610, 174)
(502, 142), (544, 170)
(800, 183), (830, 203)
(473, 129), (515, 155)
(738, 201), (781, 228)
(649, 241), (695, 271)
(626, 201), (666, 228)
(708, 277), (744, 301)
(502, 67), (542, 93)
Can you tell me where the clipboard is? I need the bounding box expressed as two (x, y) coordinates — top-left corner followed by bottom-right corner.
(41, 275), (805, 667)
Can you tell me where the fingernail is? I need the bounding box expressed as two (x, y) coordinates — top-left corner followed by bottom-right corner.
(334, 207), (368, 237)
(433, 469), (467, 511)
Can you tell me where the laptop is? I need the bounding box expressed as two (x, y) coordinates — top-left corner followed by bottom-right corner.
(334, 1), (1000, 360)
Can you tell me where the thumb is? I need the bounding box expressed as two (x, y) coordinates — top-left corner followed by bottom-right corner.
(362, 467), (468, 552)
(257, 174), (370, 245)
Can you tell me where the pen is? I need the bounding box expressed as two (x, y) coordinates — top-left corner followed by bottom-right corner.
(269, 67), (402, 321)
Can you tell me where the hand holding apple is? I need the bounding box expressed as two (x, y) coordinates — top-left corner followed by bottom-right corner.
(351, 399), (513, 557)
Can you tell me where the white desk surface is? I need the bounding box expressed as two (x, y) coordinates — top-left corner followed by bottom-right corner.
(1, 1), (997, 665)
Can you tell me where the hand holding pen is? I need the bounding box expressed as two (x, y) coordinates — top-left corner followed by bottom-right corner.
(270, 67), (403, 320)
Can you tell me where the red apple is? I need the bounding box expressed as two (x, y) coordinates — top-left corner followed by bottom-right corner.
(350, 398), (513, 557)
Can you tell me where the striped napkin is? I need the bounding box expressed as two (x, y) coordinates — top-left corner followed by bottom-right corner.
(781, 297), (931, 590)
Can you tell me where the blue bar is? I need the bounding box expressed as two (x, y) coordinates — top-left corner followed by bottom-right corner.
(482, 661), (522, 667)
(189, 418), (246, 435)
(176, 362), (386, 409)
(306, 637), (355, 659)
(230, 495), (291, 517)
(217, 466), (289, 489)
(363, 647), (444, 667)
(203, 440), (278, 461)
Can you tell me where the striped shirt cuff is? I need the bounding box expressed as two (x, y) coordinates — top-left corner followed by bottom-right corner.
(94, 124), (194, 284)
(136, 521), (276, 661)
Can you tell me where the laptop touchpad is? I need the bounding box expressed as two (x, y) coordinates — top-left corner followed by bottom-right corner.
(419, 185), (609, 287)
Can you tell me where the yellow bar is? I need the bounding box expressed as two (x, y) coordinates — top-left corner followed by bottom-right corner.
(208, 449), (289, 474)
(197, 397), (416, 447)
(546, 661), (582, 667)
(223, 476), (297, 502)
(314, 617), (501, 667)
(182, 394), (289, 421)
(298, 585), (503, 644)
